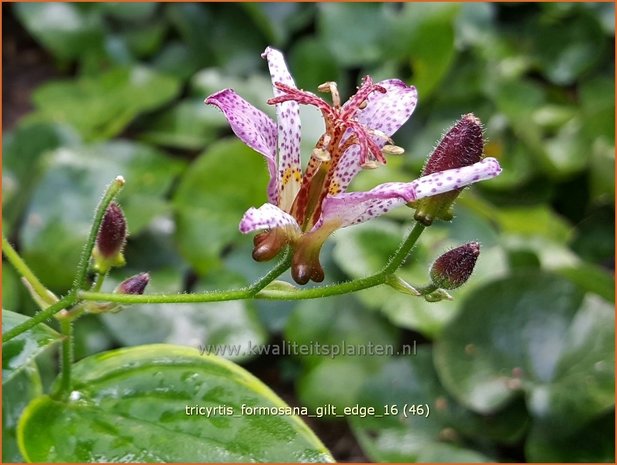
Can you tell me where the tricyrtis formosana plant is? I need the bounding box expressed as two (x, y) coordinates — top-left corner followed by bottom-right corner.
(3, 47), (501, 462)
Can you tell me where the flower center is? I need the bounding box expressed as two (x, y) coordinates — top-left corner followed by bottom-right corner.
(269, 77), (389, 232)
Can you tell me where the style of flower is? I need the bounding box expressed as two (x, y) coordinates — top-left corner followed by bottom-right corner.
(205, 47), (502, 284)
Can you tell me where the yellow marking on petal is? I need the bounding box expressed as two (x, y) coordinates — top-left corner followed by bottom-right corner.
(328, 182), (342, 195)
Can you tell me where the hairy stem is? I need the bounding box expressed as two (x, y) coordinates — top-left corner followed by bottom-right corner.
(72, 176), (125, 291)
(56, 317), (74, 398)
(78, 222), (428, 304)
(247, 247), (292, 294)
(2, 294), (76, 343)
(2, 234), (54, 305)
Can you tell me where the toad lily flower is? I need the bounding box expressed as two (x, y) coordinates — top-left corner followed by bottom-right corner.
(206, 47), (502, 284)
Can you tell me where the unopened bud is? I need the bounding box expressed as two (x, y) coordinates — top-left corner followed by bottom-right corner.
(93, 202), (127, 272)
(412, 114), (484, 225)
(430, 242), (480, 290)
(115, 272), (150, 295)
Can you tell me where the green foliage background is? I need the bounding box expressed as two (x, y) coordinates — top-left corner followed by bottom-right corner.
(3, 2), (615, 463)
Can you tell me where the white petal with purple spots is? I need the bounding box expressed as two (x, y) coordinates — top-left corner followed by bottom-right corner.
(262, 47), (302, 212)
(332, 80), (418, 193)
(205, 89), (279, 203)
(316, 157), (501, 229)
(239, 203), (302, 235)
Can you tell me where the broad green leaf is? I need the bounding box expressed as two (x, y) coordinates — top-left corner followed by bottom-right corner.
(242, 3), (313, 46)
(30, 66), (180, 141)
(527, 295), (614, 434)
(101, 270), (266, 362)
(285, 295), (399, 369)
(351, 349), (500, 462)
(391, 3), (459, 98)
(99, 2), (158, 21)
(525, 411), (614, 462)
(13, 3), (104, 61)
(289, 38), (343, 93)
(317, 3), (391, 66)
(2, 310), (61, 383)
(20, 141), (184, 291)
(530, 8), (606, 85)
(173, 139), (269, 274)
(2, 122), (80, 232)
(139, 98), (223, 150)
(435, 273), (614, 439)
(298, 358), (375, 414)
(556, 263), (615, 303)
(18, 345), (334, 462)
(3, 362), (42, 462)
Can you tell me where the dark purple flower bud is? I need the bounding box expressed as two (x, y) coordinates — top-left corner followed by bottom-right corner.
(430, 242), (480, 290)
(413, 114), (484, 225)
(96, 202), (127, 258)
(116, 272), (150, 295)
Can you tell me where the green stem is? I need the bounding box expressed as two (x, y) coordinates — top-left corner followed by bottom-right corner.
(72, 176), (125, 291)
(2, 234), (53, 305)
(57, 318), (74, 397)
(78, 222), (428, 304)
(91, 272), (107, 292)
(247, 248), (292, 294)
(382, 222), (426, 274)
(2, 294), (76, 343)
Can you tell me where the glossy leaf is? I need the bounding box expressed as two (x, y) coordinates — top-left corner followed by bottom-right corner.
(3, 362), (42, 462)
(20, 141), (184, 291)
(13, 3), (104, 61)
(435, 273), (614, 440)
(2, 310), (61, 384)
(18, 345), (334, 462)
(351, 349), (501, 462)
(173, 139), (269, 274)
(30, 67), (181, 141)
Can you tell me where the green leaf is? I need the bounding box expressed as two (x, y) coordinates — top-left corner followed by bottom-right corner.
(18, 345), (334, 462)
(13, 3), (104, 61)
(289, 38), (343, 93)
(350, 349), (499, 462)
(20, 141), (184, 291)
(530, 9), (606, 85)
(285, 295), (399, 369)
(527, 295), (614, 434)
(139, 98), (223, 150)
(173, 139), (269, 274)
(525, 411), (614, 462)
(30, 66), (181, 141)
(2, 122), (80, 233)
(435, 272), (614, 439)
(556, 263), (615, 303)
(100, 270), (266, 362)
(434, 273), (584, 413)
(317, 3), (391, 66)
(2, 310), (61, 383)
(391, 3), (459, 98)
(3, 362), (42, 462)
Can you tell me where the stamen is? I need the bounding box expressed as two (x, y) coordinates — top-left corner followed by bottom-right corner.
(382, 144), (405, 155)
(317, 81), (341, 108)
(312, 147), (331, 162)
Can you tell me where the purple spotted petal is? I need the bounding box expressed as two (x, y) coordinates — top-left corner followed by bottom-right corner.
(333, 80), (418, 193)
(262, 47), (302, 212)
(239, 203), (301, 236)
(205, 89), (278, 203)
(316, 157), (501, 230)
